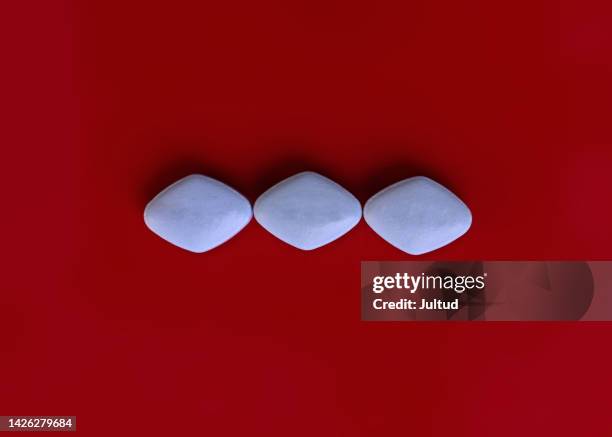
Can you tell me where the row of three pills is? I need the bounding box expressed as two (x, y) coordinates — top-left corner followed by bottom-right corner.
(144, 171), (472, 254)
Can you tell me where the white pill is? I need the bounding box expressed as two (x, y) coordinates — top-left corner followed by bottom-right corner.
(364, 176), (471, 255)
(144, 174), (252, 253)
(254, 171), (362, 250)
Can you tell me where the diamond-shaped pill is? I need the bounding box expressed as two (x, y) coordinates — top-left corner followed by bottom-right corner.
(364, 176), (471, 255)
(144, 174), (252, 253)
(254, 172), (362, 250)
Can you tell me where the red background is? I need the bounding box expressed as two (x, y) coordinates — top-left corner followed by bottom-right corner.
(2, 1), (612, 435)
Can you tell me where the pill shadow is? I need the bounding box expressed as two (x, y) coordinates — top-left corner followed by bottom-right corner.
(354, 161), (457, 202)
(249, 154), (336, 200)
(139, 156), (240, 207)
(140, 151), (462, 205)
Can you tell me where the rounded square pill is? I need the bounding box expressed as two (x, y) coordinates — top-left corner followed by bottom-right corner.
(144, 174), (252, 253)
(254, 171), (362, 250)
(364, 176), (471, 255)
